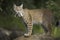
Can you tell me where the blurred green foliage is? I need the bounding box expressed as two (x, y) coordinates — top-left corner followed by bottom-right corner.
(0, 0), (60, 37)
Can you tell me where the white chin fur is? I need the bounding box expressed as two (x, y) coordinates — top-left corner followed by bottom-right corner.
(20, 12), (23, 16)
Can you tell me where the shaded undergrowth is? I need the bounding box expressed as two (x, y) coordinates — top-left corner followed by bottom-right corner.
(0, 15), (60, 38)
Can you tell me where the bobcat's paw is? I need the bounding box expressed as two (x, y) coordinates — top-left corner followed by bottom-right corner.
(24, 33), (31, 37)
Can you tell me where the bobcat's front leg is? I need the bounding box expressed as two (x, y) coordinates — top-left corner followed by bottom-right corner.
(24, 22), (33, 37)
(24, 14), (33, 37)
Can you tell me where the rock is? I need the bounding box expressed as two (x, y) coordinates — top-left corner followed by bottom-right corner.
(0, 28), (11, 36)
(14, 34), (54, 40)
(39, 35), (54, 40)
(0, 31), (10, 40)
(14, 35), (39, 40)
(9, 30), (24, 40)
(0, 28), (24, 40)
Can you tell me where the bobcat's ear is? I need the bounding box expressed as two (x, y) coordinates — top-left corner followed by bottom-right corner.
(20, 4), (23, 8)
(13, 4), (17, 11)
(14, 4), (16, 8)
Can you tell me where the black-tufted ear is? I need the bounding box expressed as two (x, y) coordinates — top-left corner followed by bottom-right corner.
(19, 4), (23, 8)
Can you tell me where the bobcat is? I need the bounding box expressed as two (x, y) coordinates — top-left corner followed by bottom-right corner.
(13, 4), (52, 37)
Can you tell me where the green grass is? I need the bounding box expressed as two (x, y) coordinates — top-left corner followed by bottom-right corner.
(52, 26), (60, 37)
(33, 24), (44, 34)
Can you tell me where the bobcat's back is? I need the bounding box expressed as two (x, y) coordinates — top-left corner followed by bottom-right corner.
(23, 9), (52, 24)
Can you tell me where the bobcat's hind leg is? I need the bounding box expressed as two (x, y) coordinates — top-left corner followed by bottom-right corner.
(41, 22), (52, 36)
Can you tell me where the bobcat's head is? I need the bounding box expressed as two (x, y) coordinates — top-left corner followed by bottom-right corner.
(13, 4), (23, 17)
